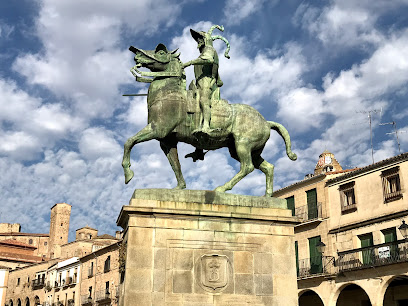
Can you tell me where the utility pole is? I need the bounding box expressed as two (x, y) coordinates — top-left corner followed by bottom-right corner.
(379, 121), (407, 154)
(356, 108), (382, 164)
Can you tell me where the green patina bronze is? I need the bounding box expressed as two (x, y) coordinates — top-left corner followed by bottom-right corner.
(122, 25), (297, 196)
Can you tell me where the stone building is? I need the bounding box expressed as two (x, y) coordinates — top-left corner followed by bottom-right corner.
(0, 239), (45, 270)
(274, 151), (408, 306)
(0, 266), (10, 306)
(4, 260), (58, 306)
(79, 242), (121, 306)
(3, 203), (121, 306)
(45, 257), (80, 306)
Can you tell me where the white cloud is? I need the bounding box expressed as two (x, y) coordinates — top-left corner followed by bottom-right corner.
(12, 0), (190, 121)
(0, 79), (83, 160)
(78, 127), (122, 160)
(0, 20), (14, 39)
(293, 0), (408, 47)
(223, 0), (273, 26)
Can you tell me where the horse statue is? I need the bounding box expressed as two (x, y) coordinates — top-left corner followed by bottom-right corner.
(122, 43), (297, 197)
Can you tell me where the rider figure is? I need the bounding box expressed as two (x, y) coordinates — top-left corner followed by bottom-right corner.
(183, 25), (230, 134)
(183, 25), (230, 162)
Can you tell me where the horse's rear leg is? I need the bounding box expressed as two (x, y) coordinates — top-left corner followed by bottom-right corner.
(215, 142), (254, 193)
(253, 153), (274, 197)
(122, 123), (158, 184)
(160, 138), (186, 190)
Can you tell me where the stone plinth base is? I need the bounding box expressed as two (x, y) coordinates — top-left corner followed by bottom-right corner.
(117, 189), (299, 306)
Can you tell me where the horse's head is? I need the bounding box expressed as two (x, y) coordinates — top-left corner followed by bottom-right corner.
(129, 43), (180, 72)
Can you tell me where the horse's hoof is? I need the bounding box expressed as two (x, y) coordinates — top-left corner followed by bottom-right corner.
(289, 152), (297, 161)
(173, 183), (186, 190)
(214, 186), (226, 193)
(124, 169), (134, 184)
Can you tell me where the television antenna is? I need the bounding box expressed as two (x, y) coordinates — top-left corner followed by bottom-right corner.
(356, 108), (382, 164)
(379, 121), (407, 154)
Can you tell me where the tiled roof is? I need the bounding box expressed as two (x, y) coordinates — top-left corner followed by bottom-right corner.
(0, 252), (44, 263)
(0, 239), (37, 249)
(0, 232), (49, 237)
(96, 234), (117, 240)
(76, 226), (97, 231)
(273, 174), (326, 195)
(326, 152), (408, 185)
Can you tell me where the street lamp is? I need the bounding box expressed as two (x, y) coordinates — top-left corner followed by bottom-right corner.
(399, 220), (408, 239)
(316, 241), (326, 254)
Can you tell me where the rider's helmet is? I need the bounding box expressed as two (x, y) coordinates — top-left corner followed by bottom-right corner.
(190, 25), (231, 59)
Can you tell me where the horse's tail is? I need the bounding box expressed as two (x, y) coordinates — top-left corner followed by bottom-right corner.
(268, 121), (297, 161)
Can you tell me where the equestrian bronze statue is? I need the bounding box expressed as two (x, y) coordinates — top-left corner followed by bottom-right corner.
(121, 25), (297, 196)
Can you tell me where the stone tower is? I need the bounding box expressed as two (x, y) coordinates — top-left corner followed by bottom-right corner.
(48, 203), (71, 259)
(314, 150), (343, 175)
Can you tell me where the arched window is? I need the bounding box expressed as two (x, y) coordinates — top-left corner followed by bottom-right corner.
(34, 296), (40, 305)
(25, 297), (30, 306)
(28, 239), (33, 245)
(17, 298), (21, 306)
(9, 300), (13, 306)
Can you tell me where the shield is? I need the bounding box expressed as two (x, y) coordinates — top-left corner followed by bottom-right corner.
(200, 254), (229, 290)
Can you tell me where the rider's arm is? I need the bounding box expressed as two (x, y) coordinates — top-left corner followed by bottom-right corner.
(183, 47), (215, 68)
(136, 76), (153, 83)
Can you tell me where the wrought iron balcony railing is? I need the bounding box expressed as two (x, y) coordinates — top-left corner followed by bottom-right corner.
(337, 240), (408, 272)
(81, 295), (93, 305)
(96, 290), (111, 301)
(297, 256), (335, 279)
(295, 202), (324, 223)
(32, 278), (45, 289)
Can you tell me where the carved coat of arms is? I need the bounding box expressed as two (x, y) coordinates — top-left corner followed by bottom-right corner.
(200, 254), (230, 291)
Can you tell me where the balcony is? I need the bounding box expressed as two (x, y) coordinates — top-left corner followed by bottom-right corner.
(63, 277), (73, 287)
(88, 267), (94, 278)
(96, 290), (111, 302)
(295, 202), (324, 224)
(297, 256), (335, 279)
(337, 240), (408, 272)
(32, 278), (45, 289)
(81, 295), (93, 305)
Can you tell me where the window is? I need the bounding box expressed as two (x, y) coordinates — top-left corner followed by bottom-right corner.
(88, 286), (92, 298)
(339, 181), (357, 213)
(104, 256), (111, 272)
(359, 233), (374, 265)
(105, 281), (110, 294)
(44, 242), (47, 246)
(89, 262), (94, 277)
(295, 241), (299, 276)
(28, 239), (33, 245)
(382, 228), (398, 258)
(308, 236), (323, 274)
(381, 167), (402, 202)
(306, 189), (318, 220)
(286, 196), (295, 216)
(17, 278), (20, 286)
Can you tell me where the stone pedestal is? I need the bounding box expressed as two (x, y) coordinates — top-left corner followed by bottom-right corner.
(117, 189), (299, 306)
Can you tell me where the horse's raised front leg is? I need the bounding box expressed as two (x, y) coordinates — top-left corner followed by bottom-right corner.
(122, 123), (158, 184)
(214, 142), (254, 193)
(160, 138), (186, 190)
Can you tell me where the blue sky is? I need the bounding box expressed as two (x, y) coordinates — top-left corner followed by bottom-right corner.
(0, 0), (408, 239)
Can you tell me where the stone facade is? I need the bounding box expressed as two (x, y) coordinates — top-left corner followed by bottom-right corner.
(117, 189), (299, 306)
(4, 260), (57, 306)
(79, 243), (121, 306)
(274, 151), (408, 306)
(0, 266), (10, 306)
(3, 202), (121, 306)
